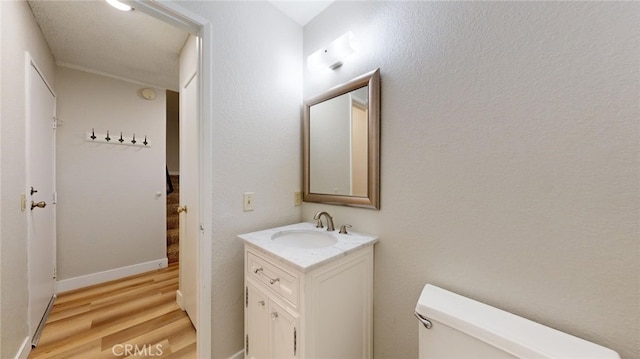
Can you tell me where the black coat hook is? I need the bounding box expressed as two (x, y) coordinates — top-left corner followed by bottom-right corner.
(105, 130), (111, 142)
(90, 128), (96, 140)
(143, 135), (148, 146)
(131, 134), (137, 144)
(118, 132), (124, 143)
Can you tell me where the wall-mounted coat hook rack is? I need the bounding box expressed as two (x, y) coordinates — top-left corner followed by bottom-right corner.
(86, 129), (150, 148)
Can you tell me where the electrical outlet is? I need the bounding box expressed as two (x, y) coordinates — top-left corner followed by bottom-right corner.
(243, 192), (255, 211)
(294, 191), (302, 206)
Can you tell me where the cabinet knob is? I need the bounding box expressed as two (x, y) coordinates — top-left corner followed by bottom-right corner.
(258, 300), (265, 307)
(31, 201), (47, 210)
(271, 312), (279, 321)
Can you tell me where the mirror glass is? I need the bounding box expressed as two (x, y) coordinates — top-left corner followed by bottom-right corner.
(309, 86), (369, 196)
(303, 69), (380, 209)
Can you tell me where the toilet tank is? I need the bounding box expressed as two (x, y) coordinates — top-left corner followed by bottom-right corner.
(415, 284), (620, 359)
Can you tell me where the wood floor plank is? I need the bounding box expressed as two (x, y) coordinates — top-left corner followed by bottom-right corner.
(96, 318), (193, 358)
(54, 264), (179, 307)
(38, 290), (179, 347)
(54, 278), (155, 307)
(165, 322), (198, 354)
(164, 342), (197, 359)
(33, 299), (180, 356)
(100, 309), (186, 350)
(90, 290), (178, 328)
(49, 279), (176, 323)
(29, 264), (195, 359)
(30, 339), (103, 359)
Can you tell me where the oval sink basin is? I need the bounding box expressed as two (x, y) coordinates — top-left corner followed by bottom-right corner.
(271, 230), (337, 249)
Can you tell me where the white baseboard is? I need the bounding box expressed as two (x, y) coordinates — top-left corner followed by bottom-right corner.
(14, 336), (30, 359)
(176, 289), (185, 310)
(169, 171), (180, 176)
(57, 258), (168, 293)
(228, 349), (244, 359)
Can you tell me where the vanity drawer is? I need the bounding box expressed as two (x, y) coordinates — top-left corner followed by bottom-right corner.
(247, 251), (299, 306)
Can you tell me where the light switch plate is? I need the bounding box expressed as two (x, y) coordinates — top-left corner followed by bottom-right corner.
(243, 192), (255, 211)
(294, 191), (302, 206)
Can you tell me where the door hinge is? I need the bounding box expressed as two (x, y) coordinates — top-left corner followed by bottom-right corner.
(246, 334), (249, 355)
(294, 327), (297, 356)
(52, 117), (58, 129)
(245, 286), (248, 308)
(53, 266), (57, 280)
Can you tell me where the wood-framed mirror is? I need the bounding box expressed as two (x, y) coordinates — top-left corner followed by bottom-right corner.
(303, 68), (380, 209)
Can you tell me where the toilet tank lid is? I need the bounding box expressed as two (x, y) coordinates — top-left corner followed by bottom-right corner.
(415, 284), (619, 359)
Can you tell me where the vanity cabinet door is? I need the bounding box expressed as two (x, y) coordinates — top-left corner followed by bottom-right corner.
(246, 283), (269, 359)
(269, 299), (299, 359)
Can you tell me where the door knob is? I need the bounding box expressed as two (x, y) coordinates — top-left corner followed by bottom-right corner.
(177, 206), (187, 214)
(31, 201), (47, 210)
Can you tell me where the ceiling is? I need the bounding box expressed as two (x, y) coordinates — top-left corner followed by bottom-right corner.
(28, 0), (189, 91)
(27, 1), (332, 91)
(268, 1), (334, 26)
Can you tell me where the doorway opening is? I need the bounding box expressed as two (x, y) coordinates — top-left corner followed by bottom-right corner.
(166, 89), (180, 264)
(23, 0), (213, 357)
(132, 3), (214, 357)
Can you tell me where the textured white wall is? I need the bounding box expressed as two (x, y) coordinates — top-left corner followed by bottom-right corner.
(173, 2), (303, 357)
(55, 67), (166, 280)
(0, 1), (56, 357)
(303, 2), (639, 358)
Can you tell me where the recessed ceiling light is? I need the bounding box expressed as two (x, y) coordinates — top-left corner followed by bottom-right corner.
(105, 0), (133, 11)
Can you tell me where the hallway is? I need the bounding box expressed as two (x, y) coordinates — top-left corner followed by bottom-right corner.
(29, 264), (195, 358)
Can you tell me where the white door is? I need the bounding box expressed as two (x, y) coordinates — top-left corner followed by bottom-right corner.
(246, 283), (270, 358)
(26, 56), (57, 343)
(270, 300), (298, 359)
(179, 34), (199, 328)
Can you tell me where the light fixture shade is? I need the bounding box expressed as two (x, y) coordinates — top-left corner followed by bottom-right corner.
(307, 32), (355, 71)
(106, 0), (133, 11)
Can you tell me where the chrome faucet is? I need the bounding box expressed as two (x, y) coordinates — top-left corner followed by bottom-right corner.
(313, 211), (335, 231)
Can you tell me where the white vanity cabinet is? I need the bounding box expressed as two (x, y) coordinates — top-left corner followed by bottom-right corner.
(243, 244), (374, 359)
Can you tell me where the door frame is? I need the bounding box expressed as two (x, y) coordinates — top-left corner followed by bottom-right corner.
(131, 2), (213, 358)
(24, 52), (57, 341)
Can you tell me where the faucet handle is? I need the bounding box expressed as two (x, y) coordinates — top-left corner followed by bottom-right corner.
(313, 211), (325, 228)
(339, 224), (352, 234)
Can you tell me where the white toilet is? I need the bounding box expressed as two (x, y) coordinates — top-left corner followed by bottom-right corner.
(415, 284), (620, 358)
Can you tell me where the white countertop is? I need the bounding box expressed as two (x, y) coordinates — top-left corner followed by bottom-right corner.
(238, 222), (378, 272)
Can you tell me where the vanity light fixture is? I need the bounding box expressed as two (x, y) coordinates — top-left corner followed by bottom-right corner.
(105, 0), (133, 11)
(307, 32), (355, 71)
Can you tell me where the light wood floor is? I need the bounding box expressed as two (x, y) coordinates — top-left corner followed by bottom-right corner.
(29, 263), (196, 359)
